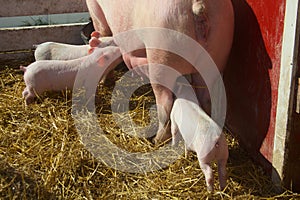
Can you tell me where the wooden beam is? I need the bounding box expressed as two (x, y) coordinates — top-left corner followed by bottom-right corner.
(0, 23), (87, 52)
(0, 51), (34, 68)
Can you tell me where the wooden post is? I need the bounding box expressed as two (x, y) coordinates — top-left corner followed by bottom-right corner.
(272, 0), (300, 190)
(296, 78), (300, 114)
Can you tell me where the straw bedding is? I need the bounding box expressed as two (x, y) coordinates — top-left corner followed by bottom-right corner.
(0, 63), (299, 199)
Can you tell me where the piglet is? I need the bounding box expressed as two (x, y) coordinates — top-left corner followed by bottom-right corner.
(21, 46), (121, 105)
(34, 36), (115, 61)
(170, 97), (228, 192)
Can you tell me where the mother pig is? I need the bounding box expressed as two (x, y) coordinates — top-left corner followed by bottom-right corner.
(86, 0), (234, 143)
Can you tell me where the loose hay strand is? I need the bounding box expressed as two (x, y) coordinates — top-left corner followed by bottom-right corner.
(0, 65), (299, 199)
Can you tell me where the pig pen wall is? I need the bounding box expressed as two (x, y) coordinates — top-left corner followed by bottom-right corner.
(0, 0), (89, 66)
(224, 0), (300, 191)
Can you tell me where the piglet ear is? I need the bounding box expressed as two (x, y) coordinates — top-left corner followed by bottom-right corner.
(91, 31), (101, 38)
(88, 47), (95, 55)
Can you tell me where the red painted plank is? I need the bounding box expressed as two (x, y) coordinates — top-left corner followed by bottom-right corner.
(224, 0), (285, 173)
(247, 0), (285, 164)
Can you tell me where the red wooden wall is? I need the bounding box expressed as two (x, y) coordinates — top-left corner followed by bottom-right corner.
(224, 0), (285, 173)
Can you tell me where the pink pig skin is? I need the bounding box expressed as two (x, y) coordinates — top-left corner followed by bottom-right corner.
(21, 46), (121, 105)
(171, 98), (228, 192)
(34, 42), (89, 61)
(86, 0), (234, 144)
(34, 37), (115, 61)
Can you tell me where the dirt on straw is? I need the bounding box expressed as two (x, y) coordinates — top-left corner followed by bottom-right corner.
(0, 63), (299, 199)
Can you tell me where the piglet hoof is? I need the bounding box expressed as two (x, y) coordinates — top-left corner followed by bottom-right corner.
(219, 179), (227, 191)
(220, 185), (226, 191)
(25, 97), (35, 106)
(152, 122), (172, 145)
(22, 92), (35, 106)
(207, 185), (214, 193)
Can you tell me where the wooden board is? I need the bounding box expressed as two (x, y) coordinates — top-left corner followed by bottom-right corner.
(0, 23), (87, 64)
(284, 44), (300, 192)
(272, 0), (299, 190)
(0, 23), (87, 52)
(0, 0), (89, 63)
(224, 0), (285, 173)
(296, 78), (300, 113)
(224, 0), (300, 192)
(0, 0), (88, 17)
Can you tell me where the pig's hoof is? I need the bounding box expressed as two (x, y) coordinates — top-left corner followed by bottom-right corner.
(25, 96), (35, 105)
(22, 90), (28, 98)
(152, 124), (172, 145)
(219, 184), (226, 191)
(207, 185), (214, 193)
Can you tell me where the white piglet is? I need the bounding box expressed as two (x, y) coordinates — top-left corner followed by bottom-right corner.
(34, 37), (115, 61)
(170, 97), (228, 192)
(21, 46), (121, 105)
(34, 42), (89, 61)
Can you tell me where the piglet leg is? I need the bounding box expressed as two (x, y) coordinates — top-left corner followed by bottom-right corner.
(199, 160), (214, 192)
(218, 158), (227, 190)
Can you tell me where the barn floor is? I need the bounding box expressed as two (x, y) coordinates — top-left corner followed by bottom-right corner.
(0, 62), (299, 199)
